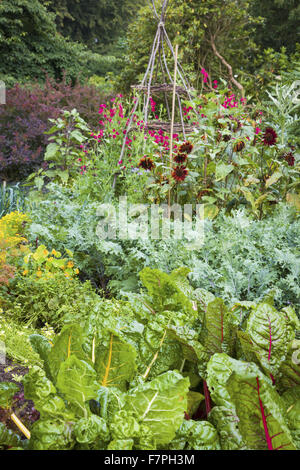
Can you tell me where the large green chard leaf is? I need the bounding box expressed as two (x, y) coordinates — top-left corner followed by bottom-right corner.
(95, 333), (137, 391)
(193, 288), (215, 312)
(281, 306), (300, 332)
(169, 420), (220, 450)
(91, 386), (126, 421)
(277, 340), (300, 392)
(0, 423), (23, 448)
(209, 406), (247, 450)
(139, 268), (195, 318)
(166, 325), (210, 380)
(207, 354), (297, 450)
(244, 303), (294, 379)
(29, 419), (74, 450)
(281, 386), (300, 449)
(22, 366), (70, 421)
(187, 391), (204, 417)
(206, 353), (240, 410)
(48, 324), (87, 381)
(199, 298), (235, 362)
(56, 355), (99, 417)
(110, 409), (141, 440)
(217, 354), (296, 450)
(133, 319), (183, 379)
(107, 439), (134, 450)
(29, 334), (53, 382)
(0, 382), (19, 408)
(125, 371), (189, 446)
(74, 415), (110, 444)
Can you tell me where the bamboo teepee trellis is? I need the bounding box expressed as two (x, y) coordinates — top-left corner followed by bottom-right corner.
(119, 0), (196, 162)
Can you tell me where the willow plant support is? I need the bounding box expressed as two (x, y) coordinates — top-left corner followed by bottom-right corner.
(168, 44), (178, 212)
(119, 0), (196, 165)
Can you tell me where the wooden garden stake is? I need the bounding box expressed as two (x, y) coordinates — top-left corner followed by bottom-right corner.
(168, 44), (179, 213)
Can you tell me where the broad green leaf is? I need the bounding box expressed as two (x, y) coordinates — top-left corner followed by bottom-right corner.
(209, 406), (247, 450)
(29, 334), (53, 381)
(245, 303), (294, 377)
(281, 386), (300, 448)
(282, 306), (300, 332)
(206, 353), (238, 410)
(193, 288), (215, 312)
(95, 334), (137, 391)
(107, 439), (134, 450)
(203, 203), (219, 220)
(29, 419), (74, 450)
(170, 420), (220, 450)
(265, 170), (282, 188)
(44, 143), (58, 161)
(57, 356), (99, 416)
(22, 366), (69, 421)
(215, 163), (234, 181)
(187, 391), (204, 416)
(227, 364), (297, 450)
(110, 409), (140, 440)
(126, 371), (190, 446)
(93, 386), (126, 421)
(0, 382), (19, 409)
(58, 170), (69, 184)
(208, 354), (297, 450)
(0, 423), (23, 448)
(139, 268), (195, 318)
(277, 341), (300, 392)
(74, 415), (110, 444)
(199, 298), (234, 358)
(48, 324), (87, 381)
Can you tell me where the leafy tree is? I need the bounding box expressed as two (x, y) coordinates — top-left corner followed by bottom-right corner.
(41, 0), (146, 53)
(251, 0), (300, 54)
(0, 0), (114, 84)
(118, 0), (259, 93)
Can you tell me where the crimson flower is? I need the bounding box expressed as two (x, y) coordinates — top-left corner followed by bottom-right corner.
(233, 141), (245, 152)
(172, 166), (188, 182)
(173, 153), (188, 164)
(138, 156), (155, 171)
(263, 127), (277, 146)
(284, 152), (295, 167)
(178, 141), (193, 154)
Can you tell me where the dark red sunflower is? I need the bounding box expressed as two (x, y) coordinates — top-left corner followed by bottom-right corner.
(263, 127), (277, 146)
(223, 134), (231, 142)
(138, 156), (155, 171)
(283, 152), (295, 167)
(233, 141), (245, 152)
(173, 152), (188, 164)
(172, 166), (189, 182)
(178, 141), (194, 154)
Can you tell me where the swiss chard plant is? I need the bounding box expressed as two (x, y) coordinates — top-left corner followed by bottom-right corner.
(1, 267), (298, 450)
